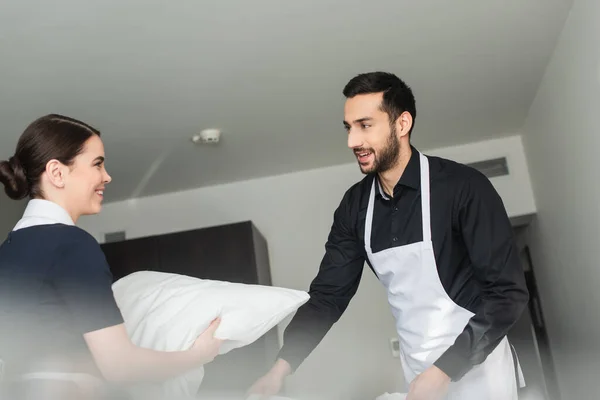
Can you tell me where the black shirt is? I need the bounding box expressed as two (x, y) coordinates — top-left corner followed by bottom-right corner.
(0, 224), (124, 378)
(277, 146), (529, 381)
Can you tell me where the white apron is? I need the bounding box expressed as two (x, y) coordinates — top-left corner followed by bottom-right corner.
(365, 152), (524, 400)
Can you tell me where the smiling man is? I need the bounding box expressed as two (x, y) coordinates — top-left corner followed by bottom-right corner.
(248, 72), (529, 400)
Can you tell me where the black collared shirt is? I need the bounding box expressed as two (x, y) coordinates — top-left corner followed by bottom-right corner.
(277, 146), (529, 381)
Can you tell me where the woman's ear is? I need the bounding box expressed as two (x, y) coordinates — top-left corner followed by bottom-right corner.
(45, 159), (66, 189)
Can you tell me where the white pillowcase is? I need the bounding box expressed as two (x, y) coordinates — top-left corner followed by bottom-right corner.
(111, 270), (309, 397)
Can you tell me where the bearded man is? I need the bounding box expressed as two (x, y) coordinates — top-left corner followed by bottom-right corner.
(249, 71), (529, 400)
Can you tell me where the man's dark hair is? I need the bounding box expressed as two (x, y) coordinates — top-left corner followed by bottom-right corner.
(343, 71), (416, 136)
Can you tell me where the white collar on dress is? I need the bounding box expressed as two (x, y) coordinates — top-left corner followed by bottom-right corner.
(13, 199), (75, 231)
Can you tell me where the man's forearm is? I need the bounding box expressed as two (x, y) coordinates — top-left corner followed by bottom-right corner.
(433, 287), (529, 381)
(276, 298), (340, 372)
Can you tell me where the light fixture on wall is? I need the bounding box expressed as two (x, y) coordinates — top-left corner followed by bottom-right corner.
(191, 129), (221, 144)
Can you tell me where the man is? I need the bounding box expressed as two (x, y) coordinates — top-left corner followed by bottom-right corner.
(248, 72), (529, 400)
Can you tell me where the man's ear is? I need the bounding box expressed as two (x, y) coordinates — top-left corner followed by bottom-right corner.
(396, 111), (413, 139)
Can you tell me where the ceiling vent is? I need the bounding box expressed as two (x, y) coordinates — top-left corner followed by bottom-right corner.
(104, 231), (126, 243)
(465, 157), (509, 179)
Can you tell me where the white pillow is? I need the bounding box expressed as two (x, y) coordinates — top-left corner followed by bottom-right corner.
(111, 270), (309, 397)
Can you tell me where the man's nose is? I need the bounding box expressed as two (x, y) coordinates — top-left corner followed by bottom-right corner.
(347, 131), (363, 149)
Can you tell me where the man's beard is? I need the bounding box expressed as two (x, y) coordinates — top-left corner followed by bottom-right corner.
(357, 125), (400, 174)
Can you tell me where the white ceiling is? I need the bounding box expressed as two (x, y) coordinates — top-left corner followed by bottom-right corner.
(0, 0), (573, 203)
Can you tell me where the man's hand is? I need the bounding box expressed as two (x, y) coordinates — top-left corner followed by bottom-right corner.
(247, 358), (292, 398)
(406, 365), (451, 400)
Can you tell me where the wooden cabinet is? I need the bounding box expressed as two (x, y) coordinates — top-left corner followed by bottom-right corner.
(100, 221), (278, 395)
(101, 235), (161, 282)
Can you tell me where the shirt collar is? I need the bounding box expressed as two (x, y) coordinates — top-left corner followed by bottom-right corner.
(376, 145), (421, 200)
(13, 199), (75, 231)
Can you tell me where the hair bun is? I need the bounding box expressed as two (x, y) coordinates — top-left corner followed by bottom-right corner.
(0, 155), (29, 200)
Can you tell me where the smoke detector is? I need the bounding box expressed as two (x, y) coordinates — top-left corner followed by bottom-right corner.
(192, 129), (221, 144)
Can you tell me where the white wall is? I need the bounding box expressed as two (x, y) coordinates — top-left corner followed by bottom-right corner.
(520, 0), (600, 397)
(427, 135), (536, 219)
(80, 135), (536, 400)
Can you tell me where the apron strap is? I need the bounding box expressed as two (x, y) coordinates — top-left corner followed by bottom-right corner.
(364, 178), (376, 254)
(419, 153), (432, 242)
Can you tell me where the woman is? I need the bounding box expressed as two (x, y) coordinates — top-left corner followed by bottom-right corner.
(0, 114), (221, 397)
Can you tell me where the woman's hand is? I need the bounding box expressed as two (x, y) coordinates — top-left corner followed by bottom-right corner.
(84, 319), (225, 383)
(191, 317), (223, 364)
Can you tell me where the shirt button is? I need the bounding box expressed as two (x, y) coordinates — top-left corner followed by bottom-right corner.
(392, 237), (398, 242)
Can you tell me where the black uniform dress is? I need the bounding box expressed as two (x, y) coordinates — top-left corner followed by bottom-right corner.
(0, 199), (125, 399)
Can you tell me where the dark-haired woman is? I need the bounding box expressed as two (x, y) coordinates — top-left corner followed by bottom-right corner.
(0, 114), (222, 398)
